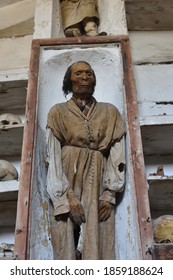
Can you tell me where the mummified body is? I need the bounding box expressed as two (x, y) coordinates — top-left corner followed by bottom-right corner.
(60, 0), (100, 37)
(46, 61), (126, 259)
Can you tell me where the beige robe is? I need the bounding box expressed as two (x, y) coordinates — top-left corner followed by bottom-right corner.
(46, 98), (126, 259)
(60, 0), (99, 30)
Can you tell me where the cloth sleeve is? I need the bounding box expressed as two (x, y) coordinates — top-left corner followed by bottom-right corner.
(100, 136), (126, 205)
(46, 128), (70, 216)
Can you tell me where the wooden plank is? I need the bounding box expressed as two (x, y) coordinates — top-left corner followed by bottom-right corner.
(0, 0), (35, 38)
(125, 0), (173, 31)
(141, 124), (173, 157)
(33, 35), (129, 47)
(0, 80), (27, 114)
(134, 64), (173, 121)
(14, 41), (40, 260)
(0, 181), (19, 202)
(0, 1), (22, 8)
(129, 31), (173, 64)
(153, 244), (173, 260)
(0, 71), (28, 82)
(122, 39), (154, 259)
(139, 115), (173, 126)
(148, 177), (173, 210)
(0, 125), (24, 157)
(0, 254), (15, 260)
(0, 200), (17, 226)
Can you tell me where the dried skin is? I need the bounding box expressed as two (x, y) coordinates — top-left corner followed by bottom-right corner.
(153, 215), (173, 243)
(67, 187), (86, 225)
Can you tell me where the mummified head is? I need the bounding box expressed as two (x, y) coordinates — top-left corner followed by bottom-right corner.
(0, 113), (22, 126)
(0, 160), (18, 181)
(153, 215), (173, 243)
(62, 61), (96, 98)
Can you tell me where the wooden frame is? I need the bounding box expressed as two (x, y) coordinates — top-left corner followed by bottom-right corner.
(14, 36), (154, 260)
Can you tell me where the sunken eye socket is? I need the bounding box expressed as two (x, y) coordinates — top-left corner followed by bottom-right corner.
(86, 72), (92, 77)
(75, 71), (93, 77)
(75, 72), (81, 76)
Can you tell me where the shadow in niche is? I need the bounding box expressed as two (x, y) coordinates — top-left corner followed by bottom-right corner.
(116, 187), (125, 207)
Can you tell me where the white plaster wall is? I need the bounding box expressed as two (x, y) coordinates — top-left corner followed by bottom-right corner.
(0, 35), (32, 75)
(0, 0), (23, 8)
(129, 31), (173, 120)
(129, 31), (173, 64)
(0, 0), (35, 31)
(134, 64), (173, 118)
(98, 0), (127, 35)
(34, 0), (60, 38)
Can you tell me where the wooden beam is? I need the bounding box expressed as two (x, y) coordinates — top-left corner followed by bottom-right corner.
(14, 40), (40, 260)
(122, 39), (154, 259)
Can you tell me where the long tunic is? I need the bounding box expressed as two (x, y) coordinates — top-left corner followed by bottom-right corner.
(46, 98), (126, 259)
(60, 0), (99, 30)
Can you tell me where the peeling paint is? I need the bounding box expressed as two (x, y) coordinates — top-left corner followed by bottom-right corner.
(127, 205), (131, 215)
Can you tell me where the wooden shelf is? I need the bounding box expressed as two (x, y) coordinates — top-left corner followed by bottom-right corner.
(140, 115), (173, 126)
(148, 176), (173, 211)
(125, 1), (173, 31)
(0, 253), (15, 260)
(0, 180), (19, 202)
(153, 243), (173, 260)
(0, 200), (17, 226)
(0, 78), (27, 256)
(0, 80), (27, 115)
(141, 124), (173, 157)
(0, 124), (24, 157)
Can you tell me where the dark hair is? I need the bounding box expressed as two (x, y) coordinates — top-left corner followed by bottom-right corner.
(62, 61), (96, 97)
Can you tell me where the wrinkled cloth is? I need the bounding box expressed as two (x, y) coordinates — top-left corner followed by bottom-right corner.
(46, 98), (126, 259)
(60, 0), (99, 30)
